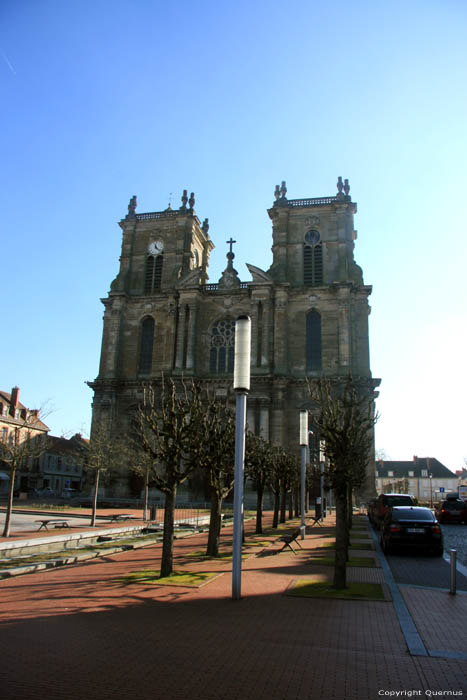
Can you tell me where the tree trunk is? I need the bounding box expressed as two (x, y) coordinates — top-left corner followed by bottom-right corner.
(333, 492), (348, 589)
(2, 469), (15, 537)
(273, 491), (280, 528)
(91, 470), (100, 527)
(206, 490), (223, 557)
(280, 485), (286, 523)
(347, 483), (353, 531)
(160, 488), (176, 578)
(255, 482), (264, 534)
(288, 490), (293, 520)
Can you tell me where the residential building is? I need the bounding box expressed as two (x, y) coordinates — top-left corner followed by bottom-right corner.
(376, 457), (458, 504)
(0, 387), (49, 494)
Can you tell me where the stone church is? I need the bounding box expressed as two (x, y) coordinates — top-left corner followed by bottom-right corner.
(89, 178), (380, 499)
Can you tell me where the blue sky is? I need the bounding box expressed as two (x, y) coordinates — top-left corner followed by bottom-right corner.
(1, 0), (466, 472)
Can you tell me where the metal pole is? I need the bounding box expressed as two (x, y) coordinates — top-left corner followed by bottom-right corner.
(232, 315), (251, 601)
(299, 411), (308, 540)
(320, 461), (325, 520)
(450, 549), (457, 595)
(300, 445), (306, 539)
(232, 391), (247, 600)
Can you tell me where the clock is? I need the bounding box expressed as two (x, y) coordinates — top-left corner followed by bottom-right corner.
(148, 240), (164, 255)
(305, 230), (320, 245)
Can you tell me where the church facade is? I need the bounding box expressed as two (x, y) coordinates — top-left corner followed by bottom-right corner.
(89, 178), (380, 499)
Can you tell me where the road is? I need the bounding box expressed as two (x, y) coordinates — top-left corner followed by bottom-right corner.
(379, 521), (467, 591)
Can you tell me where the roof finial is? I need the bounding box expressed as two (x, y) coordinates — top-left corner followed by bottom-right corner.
(344, 178), (350, 197)
(280, 180), (287, 199)
(180, 189), (188, 211)
(274, 184), (280, 200)
(202, 218), (210, 235)
(337, 176), (344, 195)
(188, 192), (195, 211)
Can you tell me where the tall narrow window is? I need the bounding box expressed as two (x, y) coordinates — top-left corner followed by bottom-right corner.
(209, 319), (235, 373)
(144, 255), (163, 294)
(304, 229), (323, 286)
(139, 317), (155, 374)
(306, 309), (322, 371)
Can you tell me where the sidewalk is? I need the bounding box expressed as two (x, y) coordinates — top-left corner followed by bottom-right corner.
(0, 512), (466, 700)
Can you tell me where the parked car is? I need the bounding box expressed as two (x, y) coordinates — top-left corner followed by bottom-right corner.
(380, 506), (443, 556)
(369, 493), (415, 529)
(435, 499), (467, 525)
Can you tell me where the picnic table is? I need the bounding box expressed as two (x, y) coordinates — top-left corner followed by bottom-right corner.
(106, 514), (136, 523)
(36, 519), (70, 531)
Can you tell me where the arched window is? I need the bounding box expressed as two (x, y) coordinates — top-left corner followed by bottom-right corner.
(139, 317), (155, 374)
(304, 230), (323, 286)
(144, 254), (163, 294)
(306, 309), (322, 372)
(209, 319), (235, 373)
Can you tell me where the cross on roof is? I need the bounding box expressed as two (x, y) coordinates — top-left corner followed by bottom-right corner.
(226, 237), (236, 254)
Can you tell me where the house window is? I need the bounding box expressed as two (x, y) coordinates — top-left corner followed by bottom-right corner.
(138, 317), (155, 374)
(1, 427), (7, 441)
(144, 254), (163, 294)
(408, 471), (414, 477)
(306, 309), (322, 372)
(388, 471), (394, 477)
(421, 469), (428, 477)
(209, 319), (235, 373)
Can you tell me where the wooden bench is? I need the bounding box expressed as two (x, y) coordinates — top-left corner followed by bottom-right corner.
(307, 514), (323, 528)
(106, 514), (136, 523)
(278, 527), (303, 554)
(35, 519), (70, 531)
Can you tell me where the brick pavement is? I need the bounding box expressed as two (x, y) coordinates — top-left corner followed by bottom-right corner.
(0, 513), (466, 700)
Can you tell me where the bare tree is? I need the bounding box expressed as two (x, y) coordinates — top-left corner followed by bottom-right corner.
(73, 421), (122, 526)
(191, 394), (236, 557)
(0, 414), (48, 537)
(133, 378), (202, 578)
(245, 433), (273, 535)
(308, 376), (378, 589)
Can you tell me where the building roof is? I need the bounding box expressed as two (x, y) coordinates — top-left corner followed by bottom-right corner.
(376, 457), (456, 479)
(44, 434), (88, 456)
(0, 389), (49, 432)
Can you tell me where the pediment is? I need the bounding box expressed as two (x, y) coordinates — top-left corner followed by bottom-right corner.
(246, 263), (273, 284)
(177, 267), (203, 288)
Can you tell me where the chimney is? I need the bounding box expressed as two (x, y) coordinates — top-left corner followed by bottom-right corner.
(413, 455), (418, 463)
(9, 386), (19, 417)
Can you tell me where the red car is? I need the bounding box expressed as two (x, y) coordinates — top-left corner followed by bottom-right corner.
(435, 499), (467, 524)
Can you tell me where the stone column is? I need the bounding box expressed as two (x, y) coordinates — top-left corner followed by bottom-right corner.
(259, 402), (269, 441)
(273, 289), (288, 373)
(185, 302), (197, 370)
(174, 302), (185, 369)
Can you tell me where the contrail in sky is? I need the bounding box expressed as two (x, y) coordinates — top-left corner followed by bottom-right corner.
(1, 51), (17, 75)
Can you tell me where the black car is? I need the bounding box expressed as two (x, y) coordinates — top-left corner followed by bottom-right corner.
(435, 499), (467, 525)
(380, 506), (443, 556)
(369, 493), (415, 529)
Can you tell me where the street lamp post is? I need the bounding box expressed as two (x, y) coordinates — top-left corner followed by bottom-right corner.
(299, 411), (308, 540)
(429, 474), (433, 509)
(232, 315), (251, 601)
(319, 441), (325, 521)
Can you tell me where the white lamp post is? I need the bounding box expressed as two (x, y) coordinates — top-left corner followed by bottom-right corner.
(232, 315), (251, 600)
(299, 410), (308, 540)
(319, 441), (325, 520)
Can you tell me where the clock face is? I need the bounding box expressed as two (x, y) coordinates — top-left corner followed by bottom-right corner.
(305, 230), (320, 245)
(148, 240), (164, 255)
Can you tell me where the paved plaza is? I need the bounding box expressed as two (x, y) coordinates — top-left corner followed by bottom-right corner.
(0, 511), (466, 700)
